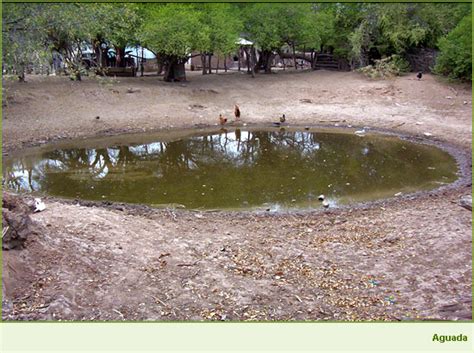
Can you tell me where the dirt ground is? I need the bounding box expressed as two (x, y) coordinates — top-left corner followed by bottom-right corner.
(2, 69), (472, 321)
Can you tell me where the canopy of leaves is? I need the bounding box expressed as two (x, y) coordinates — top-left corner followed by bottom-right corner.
(197, 4), (242, 56)
(242, 4), (321, 52)
(2, 3), (50, 74)
(2, 2), (471, 81)
(86, 3), (142, 49)
(434, 14), (472, 81)
(139, 4), (209, 59)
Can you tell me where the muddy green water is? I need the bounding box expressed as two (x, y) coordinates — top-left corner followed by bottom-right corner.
(3, 128), (458, 210)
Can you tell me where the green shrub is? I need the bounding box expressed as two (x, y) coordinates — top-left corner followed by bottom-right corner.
(434, 14), (472, 81)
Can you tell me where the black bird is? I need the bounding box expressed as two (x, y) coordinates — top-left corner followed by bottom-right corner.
(417, 72), (423, 80)
(273, 114), (286, 127)
(234, 105), (241, 121)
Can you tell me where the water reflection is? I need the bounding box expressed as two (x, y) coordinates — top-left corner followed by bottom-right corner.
(3, 129), (457, 209)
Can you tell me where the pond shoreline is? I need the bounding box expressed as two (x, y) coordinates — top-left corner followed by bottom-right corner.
(5, 124), (471, 214)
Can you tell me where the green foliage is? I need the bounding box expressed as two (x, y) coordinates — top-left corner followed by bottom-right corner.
(90, 3), (142, 49)
(358, 55), (410, 79)
(139, 4), (209, 59)
(242, 4), (321, 51)
(348, 21), (370, 66)
(2, 3), (51, 79)
(2, 3), (472, 81)
(434, 15), (472, 81)
(198, 4), (242, 56)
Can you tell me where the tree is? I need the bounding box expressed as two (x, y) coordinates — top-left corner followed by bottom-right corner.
(2, 3), (50, 81)
(87, 4), (142, 69)
(197, 4), (242, 75)
(139, 4), (209, 81)
(243, 4), (324, 73)
(434, 14), (472, 81)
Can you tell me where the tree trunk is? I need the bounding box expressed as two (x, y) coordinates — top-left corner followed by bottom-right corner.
(250, 46), (256, 78)
(224, 55), (227, 72)
(238, 47), (241, 72)
(163, 57), (174, 82)
(156, 58), (163, 75)
(163, 56), (186, 82)
(115, 46), (126, 68)
(216, 56), (219, 74)
(207, 53), (212, 74)
(292, 44), (297, 70)
(201, 54), (207, 75)
(245, 48), (250, 73)
(254, 51), (263, 73)
(140, 47), (144, 77)
(261, 50), (274, 74)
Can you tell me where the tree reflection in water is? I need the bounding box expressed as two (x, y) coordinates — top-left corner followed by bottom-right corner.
(3, 129), (457, 209)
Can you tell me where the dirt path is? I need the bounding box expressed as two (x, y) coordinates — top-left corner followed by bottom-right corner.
(2, 70), (472, 321)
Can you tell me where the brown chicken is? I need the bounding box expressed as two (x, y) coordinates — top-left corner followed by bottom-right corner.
(219, 114), (227, 125)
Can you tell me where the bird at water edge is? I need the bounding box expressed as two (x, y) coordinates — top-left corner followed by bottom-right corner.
(234, 105), (241, 121)
(273, 114), (286, 127)
(219, 114), (227, 125)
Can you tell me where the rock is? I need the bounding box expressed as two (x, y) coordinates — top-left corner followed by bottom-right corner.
(423, 132), (433, 137)
(322, 201), (330, 208)
(459, 195), (472, 211)
(318, 194), (325, 201)
(2, 193), (41, 250)
(43, 295), (74, 319)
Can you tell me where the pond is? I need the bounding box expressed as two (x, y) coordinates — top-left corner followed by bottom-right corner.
(3, 127), (458, 210)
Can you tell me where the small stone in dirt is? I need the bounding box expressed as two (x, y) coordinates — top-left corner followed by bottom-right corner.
(127, 87), (141, 94)
(423, 132), (433, 137)
(394, 192), (402, 197)
(445, 96), (453, 99)
(322, 201), (329, 208)
(318, 194), (325, 201)
(459, 195), (472, 211)
(384, 235), (400, 244)
(95, 116), (100, 120)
